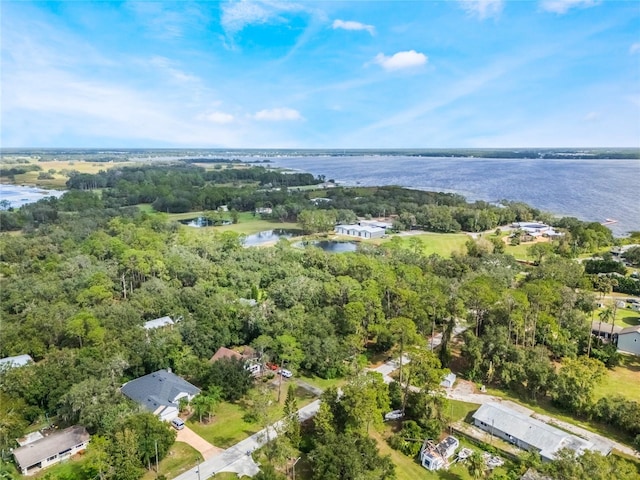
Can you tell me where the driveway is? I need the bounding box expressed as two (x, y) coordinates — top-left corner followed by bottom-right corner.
(176, 426), (223, 460)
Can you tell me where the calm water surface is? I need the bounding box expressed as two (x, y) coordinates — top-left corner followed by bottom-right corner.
(264, 156), (639, 236)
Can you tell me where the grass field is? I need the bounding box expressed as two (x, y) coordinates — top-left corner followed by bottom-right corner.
(376, 232), (470, 258)
(4, 159), (135, 189)
(594, 353), (640, 402)
(141, 442), (203, 480)
(188, 382), (316, 448)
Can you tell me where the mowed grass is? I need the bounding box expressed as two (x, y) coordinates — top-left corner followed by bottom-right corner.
(188, 382), (316, 449)
(594, 353), (640, 401)
(141, 442), (203, 480)
(377, 232), (470, 258)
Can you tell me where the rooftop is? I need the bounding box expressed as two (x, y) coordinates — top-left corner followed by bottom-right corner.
(143, 316), (174, 330)
(121, 369), (200, 414)
(13, 426), (89, 469)
(472, 402), (604, 459)
(0, 354), (33, 368)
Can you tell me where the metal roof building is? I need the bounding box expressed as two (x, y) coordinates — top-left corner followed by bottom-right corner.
(0, 354), (33, 369)
(143, 316), (175, 330)
(472, 402), (608, 461)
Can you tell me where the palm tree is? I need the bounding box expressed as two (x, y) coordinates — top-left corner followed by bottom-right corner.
(466, 451), (487, 479)
(598, 307), (614, 341)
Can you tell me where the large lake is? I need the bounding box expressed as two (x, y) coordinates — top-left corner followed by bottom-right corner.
(261, 156), (639, 237)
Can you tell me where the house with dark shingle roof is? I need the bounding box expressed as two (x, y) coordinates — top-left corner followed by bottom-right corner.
(121, 369), (200, 421)
(13, 425), (90, 475)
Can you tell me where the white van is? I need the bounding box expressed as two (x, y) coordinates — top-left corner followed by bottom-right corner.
(171, 418), (185, 430)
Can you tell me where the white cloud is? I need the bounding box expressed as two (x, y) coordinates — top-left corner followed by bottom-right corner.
(630, 43), (640, 55)
(540, 0), (599, 14)
(584, 111), (599, 121)
(332, 19), (375, 35)
(372, 50), (428, 71)
(220, 0), (310, 35)
(252, 107), (303, 121)
(459, 0), (504, 20)
(199, 111), (235, 124)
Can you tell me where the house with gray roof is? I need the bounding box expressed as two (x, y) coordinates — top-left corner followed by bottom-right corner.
(472, 402), (608, 461)
(13, 425), (90, 475)
(0, 354), (33, 370)
(617, 325), (640, 356)
(121, 369), (200, 421)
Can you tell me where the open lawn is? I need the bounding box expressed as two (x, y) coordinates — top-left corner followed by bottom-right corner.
(504, 242), (535, 261)
(594, 353), (640, 401)
(377, 232), (469, 258)
(188, 382), (316, 449)
(141, 442), (202, 480)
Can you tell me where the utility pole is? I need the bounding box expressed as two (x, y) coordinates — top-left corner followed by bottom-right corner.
(155, 439), (159, 475)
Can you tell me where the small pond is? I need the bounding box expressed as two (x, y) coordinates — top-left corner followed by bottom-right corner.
(243, 229), (301, 247)
(297, 240), (358, 253)
(178, 217), (232, 227)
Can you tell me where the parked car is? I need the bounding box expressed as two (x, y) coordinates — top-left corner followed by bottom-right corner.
(384, 410), (404, 421)
(266, 362), (279, 371)
(171, 418), (185, 430)
(278, 368), (293, 378)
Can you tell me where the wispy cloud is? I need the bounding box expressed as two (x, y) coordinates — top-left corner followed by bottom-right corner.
(252, 107), (303, 121)
(630, 43), (640, 55)
(199, 111), (236, 124)
(458, 0), (504, 20)
(372, 50), (427, 71)
(221, 0), (312, 36)
(540, 0), (599, 14)
(332, 19), (375, 35)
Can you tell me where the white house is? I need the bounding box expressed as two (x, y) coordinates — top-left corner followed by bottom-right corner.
(13, 426), (90, 475)
(420, 436), (459, 471)
(617, 326), (640, 356)
(121, 369), (200, 421)
(335, 224), (385, 239)
(472, 403), (608, 461)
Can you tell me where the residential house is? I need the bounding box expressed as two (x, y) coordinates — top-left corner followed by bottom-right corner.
(210, 346), (261, 376)
(121, 369), (200, 421)
(590, 321), (622, 342)
(420, 436), (459, 471)
(13, 426), (90, 475)
(143, 316), (175, 330)
(616, 326), (640, 356)
(0, 354), (33, 369)
(472, 402), (608, 461)
(511, 222), (562, 238)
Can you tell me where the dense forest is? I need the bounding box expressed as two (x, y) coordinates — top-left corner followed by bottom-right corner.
(1, 163), (639, 479)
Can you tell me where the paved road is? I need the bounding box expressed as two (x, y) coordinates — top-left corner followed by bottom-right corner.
(173, 400), (321, 480)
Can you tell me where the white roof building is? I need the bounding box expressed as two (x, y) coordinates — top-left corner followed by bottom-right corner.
(143, 316), (174, 330)
(0, 354), (34, 369)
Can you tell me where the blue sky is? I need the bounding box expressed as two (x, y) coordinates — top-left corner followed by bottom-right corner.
(2, 0), (639, 148)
